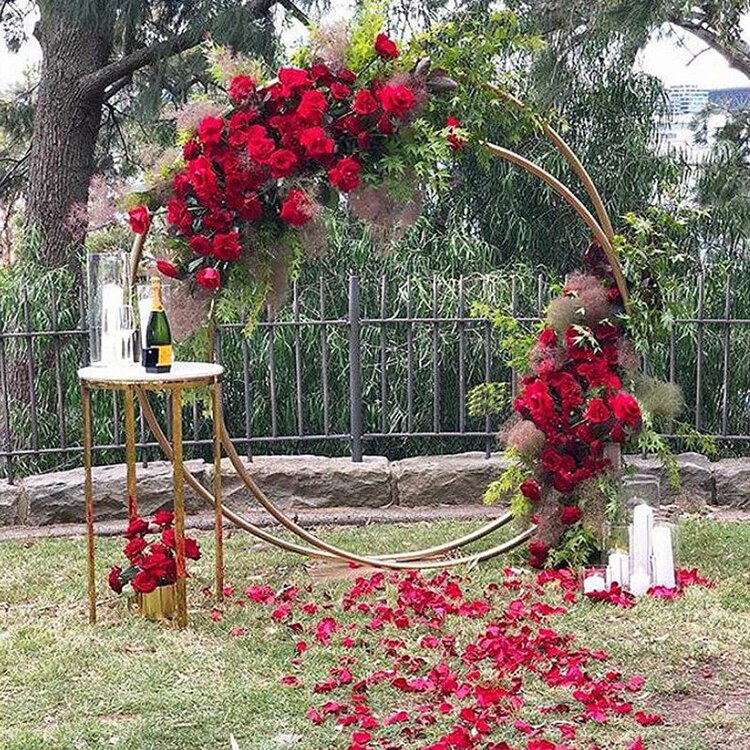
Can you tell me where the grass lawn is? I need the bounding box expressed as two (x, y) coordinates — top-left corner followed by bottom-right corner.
(1, 518), (750, 750)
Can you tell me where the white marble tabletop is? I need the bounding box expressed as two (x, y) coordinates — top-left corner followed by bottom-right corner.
(78, 361), (223, 385)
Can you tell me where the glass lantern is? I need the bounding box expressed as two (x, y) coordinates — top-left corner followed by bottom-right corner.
(86, 251), (131, 367)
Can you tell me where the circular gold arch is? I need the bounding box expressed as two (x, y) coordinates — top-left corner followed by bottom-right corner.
(128, 87), (627, 569)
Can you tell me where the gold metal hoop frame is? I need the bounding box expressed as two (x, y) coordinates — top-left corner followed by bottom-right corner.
(127, 87), (626, 569)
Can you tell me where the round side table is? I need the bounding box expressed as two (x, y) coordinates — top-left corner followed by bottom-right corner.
(78, 362), (225, 628)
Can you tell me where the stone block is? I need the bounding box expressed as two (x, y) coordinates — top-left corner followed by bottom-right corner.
(24, 460), (207, 525)
(206, 454), (393, 511)
(625, 452), (714, 506)
(0, 480), (25, 525)
(391, 452), (509, 507)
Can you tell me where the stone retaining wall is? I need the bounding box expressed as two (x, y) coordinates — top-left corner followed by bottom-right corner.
(0, 451), (746, 526)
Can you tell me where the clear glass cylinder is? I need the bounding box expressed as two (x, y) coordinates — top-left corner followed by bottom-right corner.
(86, 251), (131, 367)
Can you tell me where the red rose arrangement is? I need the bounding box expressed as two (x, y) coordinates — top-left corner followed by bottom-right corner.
(508, 242), (643, 567)
(128, 32), (459, 293)
(108, 510), (201, 595)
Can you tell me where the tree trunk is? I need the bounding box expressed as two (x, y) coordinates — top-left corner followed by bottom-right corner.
(25, 4), (114, 269)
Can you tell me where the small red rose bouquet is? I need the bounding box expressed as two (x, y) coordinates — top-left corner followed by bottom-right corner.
(108, 510), (201, 595)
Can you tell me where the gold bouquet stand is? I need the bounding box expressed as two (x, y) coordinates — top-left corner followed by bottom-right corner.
(81, 86), (628, 626)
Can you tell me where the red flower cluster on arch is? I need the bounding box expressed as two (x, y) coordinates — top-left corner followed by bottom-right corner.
(511, 245), (643, 568)
(129, 33), (459, 291)
(108, 510), (201, 595)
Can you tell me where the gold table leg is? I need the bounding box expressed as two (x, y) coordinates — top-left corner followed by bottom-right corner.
(124, 385), (138, 520)
(82, 383), (96, 624)
(212, 382), (224, 603)
(171, 386), (188, 629)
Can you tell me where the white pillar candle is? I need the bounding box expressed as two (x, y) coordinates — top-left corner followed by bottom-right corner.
(583, 573), (606, 594)
(607, 551), (630, 588)
(630, 571), (650, 597)
(652, 525), (676, 589)
(630, 503), (654, 580)
(101, 282), (124, 365)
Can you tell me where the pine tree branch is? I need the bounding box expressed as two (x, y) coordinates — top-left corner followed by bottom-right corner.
(79, 0), (278, 96)
(667, 12), (750, 80)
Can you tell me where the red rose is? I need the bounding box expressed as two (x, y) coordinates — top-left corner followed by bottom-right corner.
(337, 68), (357, 84)
(296, 89), (328, 124)
(539, 328), (557, 347)
(172, 172), (191, 197)
(310, 62), (332, 82)
(128, 205), (150, 235)
(196, 267), (221, 290)
(374, 32), (399, 60)
(153, 509), (174, 527)
(185, 537), (201, 560)
(585, 397), (611, 424)
(166, 198), (193, 235)
(278, 67), (311, 94)
(197, 115), (224, 146)
(377, 84), (415, 118)
(552, 470), (576, 494)
(187, 157), (218, 201)
(182, 139), (201, 161)
(161, 528), (175, 549)
(299, 126), (335, 159)
(279, 189), (313, 226)
(608, 392), (641, 428)
(357, 132), (371, 151)
(328, 156), (361, 192)
(528, 540), (549, 569)
(156, 259), (179, 278)
(229, 74), (256, 103)
(330, 82), (352, 101)
(246, 125), (276, 163)
(353, 89), (378, 116)
(446, 115), (467, 150)
(520, 479), (541, 504)
(560, 506), (583, 525)
(123, 536), (148, 561)
(576, 358), (622, 389)
(212, 231), (242, 262)
(132, 570), (159, 594)
(237, 194), (263, 221)
(268, 148), (298, 178)
(377, 114), (394, 134)
(108, 566), (124, 594)
(189, 235), (212, 256)
(124, 517), (149, 539)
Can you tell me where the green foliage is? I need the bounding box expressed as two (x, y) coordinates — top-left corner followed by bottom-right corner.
(616, 208), (701, 353)
(471, 302), (536, 371)
(467, 382), (509, 418)
(546, 524), (600, 569)
(483, 448), (528, 507)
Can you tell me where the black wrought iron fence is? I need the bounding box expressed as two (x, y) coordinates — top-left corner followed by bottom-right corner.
(1, 267), (750, 482)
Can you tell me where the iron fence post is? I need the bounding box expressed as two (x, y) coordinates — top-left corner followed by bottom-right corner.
(349, 273), (364, 462)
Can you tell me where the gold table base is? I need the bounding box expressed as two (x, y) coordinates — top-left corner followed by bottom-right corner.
(81, 367), (225, 629)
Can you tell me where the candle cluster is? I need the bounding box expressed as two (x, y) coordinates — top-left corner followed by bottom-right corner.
(614, 502), (675, 595)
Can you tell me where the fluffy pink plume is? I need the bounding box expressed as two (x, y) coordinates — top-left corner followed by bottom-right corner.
(504, 419), (545, 457)
(174, 100), (224, 134)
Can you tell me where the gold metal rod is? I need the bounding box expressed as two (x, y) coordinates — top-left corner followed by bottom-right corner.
(129, 231), (147, 285)
(82, 383), (96, 624)
(171, 387), (188, 629)
(136, 389), (533, 567)
(123, 385), (138, 520)
(487, 84), (616, 240)
(481, 142), (629, 305)
(212, 382), (225, 602)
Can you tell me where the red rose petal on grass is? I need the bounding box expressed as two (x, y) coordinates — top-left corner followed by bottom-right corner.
(634, 711), (663, 726)
(229, 627), (245, 637)
(628, 738), (644, 750)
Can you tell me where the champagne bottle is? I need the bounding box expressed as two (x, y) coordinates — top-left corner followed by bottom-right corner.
(142, 276), (173, 373)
